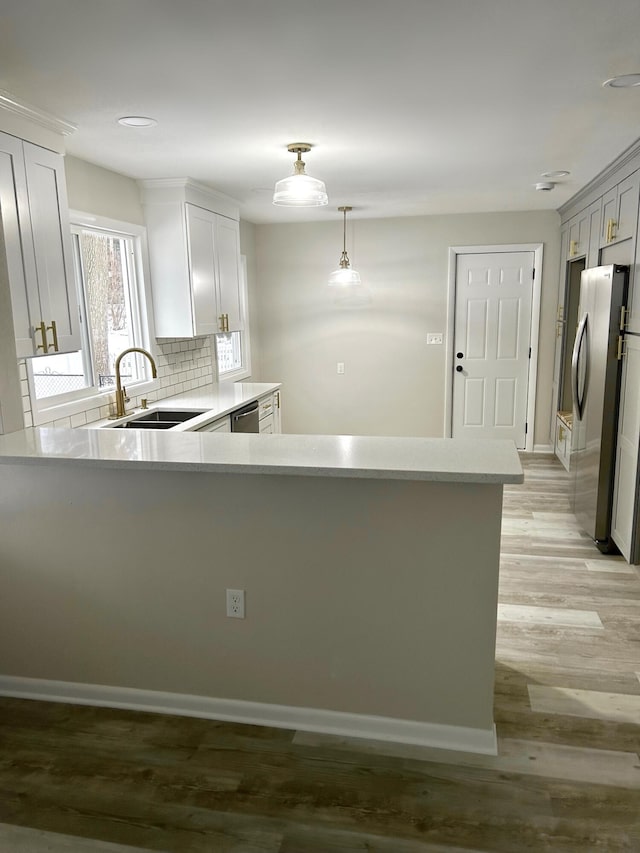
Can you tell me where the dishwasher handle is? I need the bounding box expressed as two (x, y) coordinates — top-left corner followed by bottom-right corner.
(230, 401), (260, 433)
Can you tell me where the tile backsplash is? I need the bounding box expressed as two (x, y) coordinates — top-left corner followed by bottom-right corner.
(21, 337), (216, 429)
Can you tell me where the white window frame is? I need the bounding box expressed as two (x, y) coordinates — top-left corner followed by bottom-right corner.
(215, 254), (252, 383)
(27, 211), (158, 425)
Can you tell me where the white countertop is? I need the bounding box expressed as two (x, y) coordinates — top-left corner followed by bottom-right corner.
(0, 427), (523, 484)
(88, 382), (282, 432)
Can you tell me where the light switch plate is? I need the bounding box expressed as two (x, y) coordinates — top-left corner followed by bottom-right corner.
(427, 333), (443, 345)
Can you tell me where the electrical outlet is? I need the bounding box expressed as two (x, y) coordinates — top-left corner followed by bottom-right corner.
(337, 362), (345, 374)
(226, 589), (245, 618)
(427, 333), (443, 345)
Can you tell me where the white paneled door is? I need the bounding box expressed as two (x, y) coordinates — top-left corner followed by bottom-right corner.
(452, 251), (535, 449)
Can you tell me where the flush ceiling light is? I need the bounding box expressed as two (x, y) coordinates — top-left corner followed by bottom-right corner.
(603, 73), (640, 88)
(117, 116), (158, 127)
(328, 206), (361, 286)
(273, 143), (328, 207)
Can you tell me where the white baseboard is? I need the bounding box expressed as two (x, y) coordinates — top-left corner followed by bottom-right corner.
(533, 444), (554, 453)
(0, 675), (498, 755)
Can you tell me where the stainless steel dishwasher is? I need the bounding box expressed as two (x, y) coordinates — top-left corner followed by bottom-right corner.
(230, 400), (260, 433)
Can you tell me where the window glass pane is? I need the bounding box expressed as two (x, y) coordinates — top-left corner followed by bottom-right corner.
(31, 350), (89, 399)
(32, 228), (146, 402)
(216, 331), (243, 374)
(80, 231), (143, 389)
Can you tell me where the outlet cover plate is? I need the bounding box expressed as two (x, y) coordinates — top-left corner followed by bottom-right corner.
(226, 589), (245, 618)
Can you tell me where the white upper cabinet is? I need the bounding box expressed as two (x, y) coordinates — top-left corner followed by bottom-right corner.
(0, 131), (80, 358)
(566, 209), (589, 259)
(185, 204), (219, 336)
(215, 213), (243, 333)
(140, 179), (242, 339)
(587, 198), (602, 268)
(600, 171), (640, 248)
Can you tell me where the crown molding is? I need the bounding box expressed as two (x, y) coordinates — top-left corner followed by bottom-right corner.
(559, 136), (640, 219)
(0, 89), (76, 137)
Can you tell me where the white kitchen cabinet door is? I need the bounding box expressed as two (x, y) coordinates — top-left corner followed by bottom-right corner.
(142, 181), (243, 339)
(259, 413), (274, 433)
(611, 333), (640, 562)
(0, 131), (79, 357)
(185, 204), (220, 336)
(195, 416), (231, 433)
(215, 215), (243, 333)
(600, 172), (640, 248)
(587, 198), (602, 268)
(567, 209), (589, 259)
(22, 142), (80, 355)
(273, 389), (282, 433)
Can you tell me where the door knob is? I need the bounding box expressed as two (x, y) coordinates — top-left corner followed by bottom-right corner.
(456, 352), (464, 359)
(456, 365), (463, 372)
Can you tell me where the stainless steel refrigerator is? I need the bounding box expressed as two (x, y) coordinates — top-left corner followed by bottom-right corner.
(570, 264), (629, 553)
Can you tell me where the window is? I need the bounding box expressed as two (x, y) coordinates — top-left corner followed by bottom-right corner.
(28, 214), (153, 414)
(215, 255), (251, 381)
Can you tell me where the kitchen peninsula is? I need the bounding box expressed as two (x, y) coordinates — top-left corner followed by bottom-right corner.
(0, 429), (522, 755)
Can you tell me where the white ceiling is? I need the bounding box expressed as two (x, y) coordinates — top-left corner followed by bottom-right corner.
(1, 0), (640, 224)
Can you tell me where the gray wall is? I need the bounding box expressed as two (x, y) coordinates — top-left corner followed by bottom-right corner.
(0, 461), (504, 738)
(253, 211), (561, 445)
(65, 156), (145, 225)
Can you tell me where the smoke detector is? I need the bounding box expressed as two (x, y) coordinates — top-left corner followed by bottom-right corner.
(535, 181), (555, 191)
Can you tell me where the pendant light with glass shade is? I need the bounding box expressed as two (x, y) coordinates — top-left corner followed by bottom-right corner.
(273, 143), (328, 207)
(328, 206), (361, 286)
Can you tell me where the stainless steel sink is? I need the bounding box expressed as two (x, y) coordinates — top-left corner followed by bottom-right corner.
(110, 409), (207, 429)
(133, 410), (206, 423)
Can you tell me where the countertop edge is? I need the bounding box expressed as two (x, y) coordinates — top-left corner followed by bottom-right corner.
(0, 429), (524, 485)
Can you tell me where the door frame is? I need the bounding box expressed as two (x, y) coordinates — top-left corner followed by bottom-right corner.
(444, 243), (543, 453)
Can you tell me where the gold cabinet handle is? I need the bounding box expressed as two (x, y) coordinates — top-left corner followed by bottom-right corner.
(569, 240), (578, 257)
(34, 321), (49, 353)
(47, 319), (59, 352)
(225, 313), (230, 332)
(617, 335), (626, 361)
(219, 314), (225, 333)
(606, 218), (617, 243)
(275, 391), (280, 409)
(620, 305), (628, 331)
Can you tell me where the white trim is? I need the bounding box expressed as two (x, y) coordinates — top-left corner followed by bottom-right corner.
(0, 675), (498, 756)
(27, 211), (159, 425)
(0, 89), (77, 136)
(445, 243), (543, 453)
(533, 443), (554, 453)
(559, 136), (640, 221)
(139, 178), (240, 221)
(216, 255), (252, 383)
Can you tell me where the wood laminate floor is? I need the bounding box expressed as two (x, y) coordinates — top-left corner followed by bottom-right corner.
(0, 454), (639, 852)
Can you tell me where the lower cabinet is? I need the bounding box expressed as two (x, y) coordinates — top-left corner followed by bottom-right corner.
(554, 412), (572, 472)
(258, 390), (282, 434)
(195, 416), (231, 433)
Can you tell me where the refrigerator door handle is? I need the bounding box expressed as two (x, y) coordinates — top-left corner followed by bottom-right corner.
(571, 312), (589, 420)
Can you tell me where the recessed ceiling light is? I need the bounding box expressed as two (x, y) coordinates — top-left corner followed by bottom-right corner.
(541, 170), (570, 179)
(117, 116), (158, 127)
(602, 74), (640, 88)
